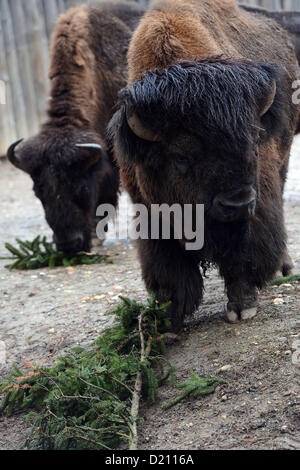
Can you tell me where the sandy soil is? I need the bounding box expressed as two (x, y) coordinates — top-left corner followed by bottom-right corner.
(0, 135), (299, 450)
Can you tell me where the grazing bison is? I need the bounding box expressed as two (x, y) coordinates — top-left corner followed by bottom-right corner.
(7, 1), (144, 253)
(109, 0), (299, 331)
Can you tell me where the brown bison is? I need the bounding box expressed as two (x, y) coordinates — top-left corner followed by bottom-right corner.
(241, 4), (300, 64)
(7, 1), (144, 253)
(109, 0), (299, 331)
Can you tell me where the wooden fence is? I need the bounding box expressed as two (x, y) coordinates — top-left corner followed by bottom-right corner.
(0, 0), (300, 156)
(242, 1), (300, 8)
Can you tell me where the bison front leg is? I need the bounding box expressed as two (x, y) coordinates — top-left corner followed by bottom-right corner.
(137, 239), (203, 332)
(223, 275), (258, 324)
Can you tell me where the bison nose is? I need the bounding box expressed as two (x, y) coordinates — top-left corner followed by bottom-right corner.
(212, 186), (257, 222)
(55, 232), (86, 254)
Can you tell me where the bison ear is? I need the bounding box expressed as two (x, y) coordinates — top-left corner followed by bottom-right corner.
(76, 143), (104, 169)
(126, 108), (162, 142)
(259, 80), (277, 117)
(7, 139), (28, 172)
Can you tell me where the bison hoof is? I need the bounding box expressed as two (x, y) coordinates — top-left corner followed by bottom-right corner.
(226, 310), (239, 323)
(225, 306), (258, 323)
(240, 307), (257, 320)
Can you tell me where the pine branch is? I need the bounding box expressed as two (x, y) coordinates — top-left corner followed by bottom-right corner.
(162, 372), (225, 410)
(0, 296), (171, 450)
(271, 274), (300, 286)
(0, 296), (222, 450)
(0, 236), (109, 270)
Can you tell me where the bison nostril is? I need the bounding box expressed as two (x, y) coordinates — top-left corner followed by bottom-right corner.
(219, 198), (254, 209)
(212, 186), (257, 222)
(55, 232), (86, 253)
(74, 234), (84, 245)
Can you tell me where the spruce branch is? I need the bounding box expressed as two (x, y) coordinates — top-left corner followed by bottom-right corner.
(0, 296), (171, 450)
(0, 236), (109, 270)
(0, 296), (222, 450)
(162, 372), (225, 410)
(271, 274), (300, 286)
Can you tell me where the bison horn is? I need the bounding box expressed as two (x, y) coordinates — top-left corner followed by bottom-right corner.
(76, 143), (103, 151)
(76, 143), (103, 168)
(260, 80), (277, 117)
(7, 139), (25, 171)
(126, 109), (162, 142)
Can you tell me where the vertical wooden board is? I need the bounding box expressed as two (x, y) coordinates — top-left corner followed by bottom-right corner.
(0, 7), (16, 156)
(240, 0), (300, 10)
(42, 0), (59, 42)
(57, 0), (66, 14)
(9, 0), (40, 136)
(284, 0), (300, 10)
(1, 0), (28, 140)
(23, 0), (50, 124)
(239, 0), (300, 7)
(267, 0), (282, 9)
(65, 0), (84, 8)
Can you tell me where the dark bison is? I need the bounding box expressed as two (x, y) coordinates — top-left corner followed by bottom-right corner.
(109, 0), (299, 331)
(7, 1), (144, 253)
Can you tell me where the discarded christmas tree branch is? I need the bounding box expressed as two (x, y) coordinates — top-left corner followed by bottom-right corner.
(0, 236), (109, 270)
(0, 297), (172, 449)
(162, 372), (225, 410)
(271, 274), (300, 286)
(0, 297), (223, 450)
(129, 312), (152, 450)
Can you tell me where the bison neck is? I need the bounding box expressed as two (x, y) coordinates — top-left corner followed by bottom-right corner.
(45, 6), (112, 136)
(46, 72), (98, 131)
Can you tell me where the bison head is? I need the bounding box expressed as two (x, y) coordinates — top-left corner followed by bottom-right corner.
(110, 58), (285, 225)
(7, 129), (111, 253)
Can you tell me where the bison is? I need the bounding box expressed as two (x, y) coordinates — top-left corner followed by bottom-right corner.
(240, 4), (300, 64)
(109, 0), (299, 331)
(7, 1), (144, 253)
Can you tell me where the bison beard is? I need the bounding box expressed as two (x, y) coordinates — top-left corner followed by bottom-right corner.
(110, 59), (292, 331)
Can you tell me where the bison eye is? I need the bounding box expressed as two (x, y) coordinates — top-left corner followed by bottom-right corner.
(77, 185), (90, 206)
(173, 154), (189, 172)
(79, 185), (88, 199)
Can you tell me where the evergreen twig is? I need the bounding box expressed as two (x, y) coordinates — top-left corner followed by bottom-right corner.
(0, 236), (109, 270)
(162, 372), (225, 410)
(271, 274), (300, 286)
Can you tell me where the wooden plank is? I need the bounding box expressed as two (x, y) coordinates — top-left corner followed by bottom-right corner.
(240, 0), (299, 8)
(1, 0), (28, 141)
(57, 0), (66, 14)
(284, 0), (300, 10)
(0, 7), (16, 156)
(22, 0), (50, 124)
(42, 0), (59, 41)
(9, 0), (39, 136)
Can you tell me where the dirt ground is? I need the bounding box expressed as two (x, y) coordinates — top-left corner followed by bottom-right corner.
(0, 136), (299, 450)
